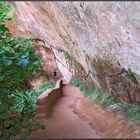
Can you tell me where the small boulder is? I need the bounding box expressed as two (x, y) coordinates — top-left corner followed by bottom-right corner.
(106, 103), (124, 111)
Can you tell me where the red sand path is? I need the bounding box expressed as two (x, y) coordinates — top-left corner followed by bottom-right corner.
(30, 84), (139, 138)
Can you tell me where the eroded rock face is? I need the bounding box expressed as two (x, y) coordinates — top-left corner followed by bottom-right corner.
(7, 2), (140, 103)
(10, 1), (140, 74)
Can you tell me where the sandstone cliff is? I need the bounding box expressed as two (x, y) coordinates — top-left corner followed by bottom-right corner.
(7, 2), (140, 104)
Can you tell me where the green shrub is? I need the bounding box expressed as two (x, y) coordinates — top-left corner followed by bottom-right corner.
(93, 88), (118, 108)
(10, 89), (40, 114)
(0, 89), (45, 138)
(122, 104), (140, 125)
(70, 78), (81, 87)
(63, 51), (71, 60)
(84, 88), (95, 97)
(38, 80), (55, 93)
(0, 2), (45, 138)
(79, 84), (87, 93)
(127, 68), (133, 79)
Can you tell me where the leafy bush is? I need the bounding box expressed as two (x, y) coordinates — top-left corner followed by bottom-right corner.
(79, 83), (87, 93)
(93, 88), (118, 108)
(70, 78), (81, 87)
(0, 88), (46, 138)
(38, 80), (55, 94)
(127, 68), (133, 79)
(0, 2), (45, 138)
(120, 104), (140, 125)
(84, 88), (95, 97)
(11, 90), (40, 114)
(63, 51), (71, 60)
(0, 2), (13, 22)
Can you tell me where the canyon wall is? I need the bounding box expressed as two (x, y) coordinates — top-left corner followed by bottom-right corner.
(8, 2), (140, 103)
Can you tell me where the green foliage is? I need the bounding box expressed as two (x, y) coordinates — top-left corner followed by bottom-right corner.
(0, 2), (45, 138)
(93, 88), (118, 108)
(126, 67), (139, 84)
(0, 88), (48, 138)
(121, 104), (140, 125)
(38, 80), (55, 93)
(115, 59), (120, 66)
(70, 78), (93, 97)
(84, 88), (95, 97)
(70, 78), (82, 87)
(0, 2), (12, 23)
(63, 51), (71, 60)
(79, 83), (87, 93)
(127, 67), (133, 79)
(10, 90), (39, 114)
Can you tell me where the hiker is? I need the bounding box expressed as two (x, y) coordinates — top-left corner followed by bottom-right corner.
(52, 71), (57, 81)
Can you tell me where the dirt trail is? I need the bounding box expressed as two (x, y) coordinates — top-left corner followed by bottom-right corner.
(30, 84), (139, 138)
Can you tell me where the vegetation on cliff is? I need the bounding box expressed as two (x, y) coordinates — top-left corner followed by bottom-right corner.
(70, 78), (140, 125)
(0, 2), (47, 138)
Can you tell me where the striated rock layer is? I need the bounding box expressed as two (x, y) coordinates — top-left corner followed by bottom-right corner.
(7, 2), (140, 104)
